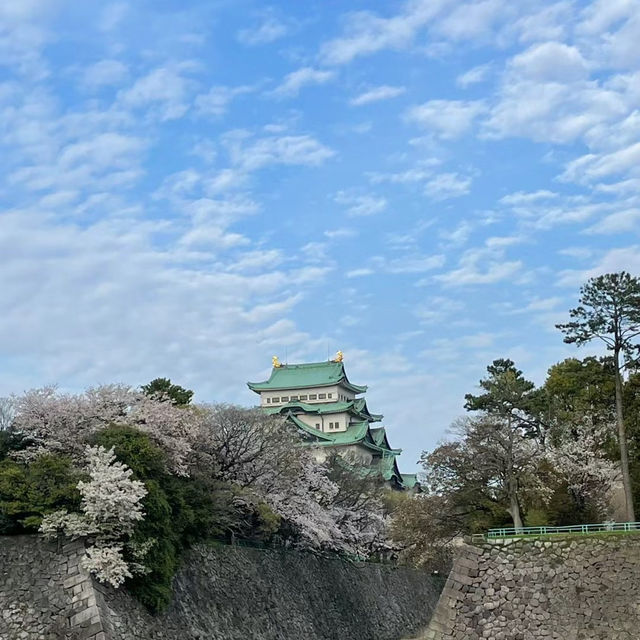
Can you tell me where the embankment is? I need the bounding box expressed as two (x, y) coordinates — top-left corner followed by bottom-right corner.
(423, 534), (640, 640)
(0, 536), (442, 640)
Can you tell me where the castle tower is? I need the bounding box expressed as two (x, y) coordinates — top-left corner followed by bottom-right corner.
(248, 353), (419, 490)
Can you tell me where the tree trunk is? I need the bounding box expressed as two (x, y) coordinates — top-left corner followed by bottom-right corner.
(614, 349), (636, 522)
(507, 479), (523, 531)
(505, 414), (523, 531)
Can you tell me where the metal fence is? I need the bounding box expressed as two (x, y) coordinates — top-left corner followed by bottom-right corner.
(482, 521), (640, 540)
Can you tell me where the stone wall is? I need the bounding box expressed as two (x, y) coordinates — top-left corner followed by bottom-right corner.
(0, 536), (108, 640)
(0, 536), (442, 640)
(423, 535), (640, 640)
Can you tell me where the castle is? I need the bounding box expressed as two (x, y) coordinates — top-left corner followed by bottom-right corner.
(248, 352), (419, 490)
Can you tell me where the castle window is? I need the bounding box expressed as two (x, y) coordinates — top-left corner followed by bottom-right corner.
(291, 395), (299, 401)
(327, 393), (333, 398)
(328, 422), (334, 429)
(318, 393), (326, 399)
(281, 396), (289, 402)
(309, 394), (317, 400)
(272, 397), (280, 403)
(315, 423), (320, 430)
(300, 395), (308, 400)
(266, 398), (271, 404)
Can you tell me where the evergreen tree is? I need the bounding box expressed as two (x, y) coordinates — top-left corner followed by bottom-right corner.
(463, 359), (539, 529)
(141, 378), (193, 406)
(556, 272), (640, 521)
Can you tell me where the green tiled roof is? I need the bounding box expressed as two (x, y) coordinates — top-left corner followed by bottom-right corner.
(287, 415), (400, 454)
(369, 426), (390, 447)
(264, 400), (353, 415)
(287, 414), (415, 489)
(263, 397), (382, 422)
(400, 473), (420, 489)
(377, 454), (403, 483)
(248, 361), (367, 394)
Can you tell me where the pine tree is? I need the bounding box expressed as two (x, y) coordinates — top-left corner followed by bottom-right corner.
(557, 272), (640, 522)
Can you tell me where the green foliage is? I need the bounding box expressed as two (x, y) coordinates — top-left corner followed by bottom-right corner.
(556, 271), (640, 357)
(625, 372), (640, 506)
(0, 430), (29, 462)
(255, 501), (281, 538)
(541, 358), (615, 421)
(93, 425), (167, 477)
(464, 358), (540, 437)
(544, 483), (603, 526)
(141, 378), (193, 406)
(524, 508), (550, 527)
(557, 271), (640, 521)
(0, 454), (82, 533)
(93, 426), (237, 612)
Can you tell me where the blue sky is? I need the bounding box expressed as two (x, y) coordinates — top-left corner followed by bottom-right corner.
(1, 0), (639, 471)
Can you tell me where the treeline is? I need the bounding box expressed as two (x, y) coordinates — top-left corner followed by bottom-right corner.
(393, 272), (640, 571)
(0, 381), (388, 611)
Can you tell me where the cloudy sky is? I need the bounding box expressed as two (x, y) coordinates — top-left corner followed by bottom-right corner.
(1, 0), (639, 470)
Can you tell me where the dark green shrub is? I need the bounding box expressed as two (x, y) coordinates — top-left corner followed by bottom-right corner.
(0, 454), (82, 533)
(0, 430), (29, 461)
(93, 425), (238, 612)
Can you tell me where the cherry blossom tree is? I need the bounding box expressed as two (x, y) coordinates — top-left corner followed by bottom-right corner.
(11, 385), (199, 475)
(40, 445), (147, 588)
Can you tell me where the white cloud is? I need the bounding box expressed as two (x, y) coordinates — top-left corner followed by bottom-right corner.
(424, 172), (472, 200)
(439, 221), (473, 247)
(436, 247), (522, 286)
(237, 17), (288, 46)
(380, 253), (446, 274)
(499, 190), (613, 230)
(320, 0), (450, 65)
(415, 296), (465, 324)
(119, 65), (196, 121)
(346, 268), (374, 278)
(576, 0), (640, 68)
(558, 247), (594, 260)
(433, 0), (506, 41)
(229, 134), (335, 171)
(100, 3), (128, 32)
(510, 2), (574, 43)
(349, 85), (406, 106)
(82, 60), (128, 90)
(179, 225), (250, 250)
(456, 64), (491, 88)
(369, 163), (440, 184)
(499, 190), (559, 205)
(485, 235), (526, 248)
(0, 203), (329, 402)
(324, 228), (357, 239)
(0, 0), (52, 78)
(510, 41), (589, 83)
(557, 245), (640, 287)
(271, 67), (335, 98)
(585, 208), (640, 234)
(561, 142), (640, 183)
(577, 0), (637, 35)
(483, 77), (626, 144)
(58, 133), (145, 172)
(405, 100), (485, 138)
(483, 35), (639, 148)
(195, 85), (253, 117)
(227, 249), (284, 273)
(8, 132), (147, 194)
(335, 191), (387, 216)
